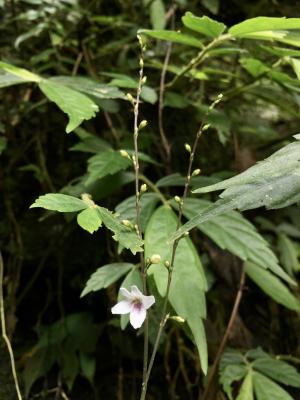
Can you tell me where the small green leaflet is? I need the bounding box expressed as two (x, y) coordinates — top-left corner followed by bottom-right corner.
(144, 206), (208, 373)
(81, 263), (134, 297)
(253, 372), (294, 400)
(140, 29), (203, 49)
(245, 262), (300, 312)
(171, 135), (300, 243)
(182, 12), (226, 38)
(30, 193), (87, 212)
(77, 207), (102, 234)
(237, 372), (254, 400)
(0, 61), (41, 82)
(219, 364), (248, 399)
(86, 150), (131, 185)
(39, 80), (99, 133)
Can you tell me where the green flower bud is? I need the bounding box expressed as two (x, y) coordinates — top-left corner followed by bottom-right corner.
(150, 254), (161, 264)
(139, 120), (148, 130)
(185, 143), (191, 153)
(192, 168), (201, 177)
(120, 149), (131, 159)
(140, 183), (147, 192)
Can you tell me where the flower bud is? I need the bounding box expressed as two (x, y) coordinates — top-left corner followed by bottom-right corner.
(139, 120), (148, 130)
(164, 261), (170, 268)
(126, 93), (134, 104)
(185, 143), (191, 153)
(140, 183), (147, 192)
(203, 124), (210, 131)
(150, 254), (161, 264)
(192, 168), (201, 177)
(141, 76), (147, 84)
(169, 316), (185, 323)
(120, 149), (131, 159)
(122, 219), (132, 228)
(139, 58), (144, 68)
(174, 196), (181, 204)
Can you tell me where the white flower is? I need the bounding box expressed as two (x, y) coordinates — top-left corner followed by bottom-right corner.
(111, 285), (155, 329)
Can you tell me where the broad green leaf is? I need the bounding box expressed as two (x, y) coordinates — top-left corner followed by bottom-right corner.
(172, 135), (300, 245)
(182, 12), (226, 38)
(253, 371), (294, 400)
(253, 356), (300, 387)
(118, 267), (143, 330)
(24, 346), (57, 397)
(219, 364), (248, 400)
(0, 61), (41, 82)
(81, 263), (134, 297)
(180, 198), (288, 282)
(140, 29), (203, 48)
(77, 207), (102, 234)
(240, 58), (270, 77)
(60, 348), (79, 390)
(237, 372), (254, 400)
(148, 0), (165, 30)
(115, 193), (159, 232)
(49, 76), (124, 99)
(97, 207), (144, 254)
(245, 262), (300, 312)
(291, 58), (300, 80)
(30, 193), (87, 212)
(79, 352), (96, 384)
(0, 70), (29, 88)
(229, 17), (300, 37)
(86, 150), (131, 185)
(144, 206), (208, 373)
(39, 80), (99, 133)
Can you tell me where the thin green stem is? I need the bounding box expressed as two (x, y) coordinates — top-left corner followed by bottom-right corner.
(165, 34), (231, 89)
(0, 252), (23, 400)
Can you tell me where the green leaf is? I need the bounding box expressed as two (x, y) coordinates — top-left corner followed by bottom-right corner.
(60, 348), (79, 390)
(172, 135), (300, 245)
(86, 150), (131, 185)
(118, 267), (143, 330)
(245, 262), (300, 312)
(219, 364), (248, 399)
(49, 76), (124, 99)
(144, 206), (208, 373)
(97, 207), (144, 254)
(229, 17), (300, 37)
(38, 80), (99, 133)
(24, 346), (57, 397)
(201, 0), (219, 15)
(79, 352), (96, 384)
(140, 29), (203, 48)
(182, 12), (226, 38)
(0, 136), (7, 154)
(0, 61), (41, 82)
(81, 263), (134, 297)
(237, 372), (254, 400)
(30, 193), (87, 212)
(253, 356), (300, 387)
(240, 58), (270, 78)
(115, 193), (159, 232)
(180, 198), (288, 282)
(77, 207), (102, 234)
(291, 58), (300, 80)
(148, 0), (166, 30)
(253, 371), (294, 400)
(278, 233), (300, 275)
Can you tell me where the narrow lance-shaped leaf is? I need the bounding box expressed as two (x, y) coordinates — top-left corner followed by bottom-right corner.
(81, 263), (134, 297)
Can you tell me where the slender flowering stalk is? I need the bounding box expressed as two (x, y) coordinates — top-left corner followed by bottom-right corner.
(140, 94), (223, 400)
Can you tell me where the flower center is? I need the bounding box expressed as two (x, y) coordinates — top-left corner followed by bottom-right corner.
(132, 298), (143, 311)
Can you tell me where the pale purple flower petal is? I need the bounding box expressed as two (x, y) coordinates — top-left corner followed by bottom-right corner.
(130, 305), (147, 329)
(130, 285), (143, 297)
(111, 300), (131, 314)
(119, 287), (133, 299)
(141, 295), (155, 310)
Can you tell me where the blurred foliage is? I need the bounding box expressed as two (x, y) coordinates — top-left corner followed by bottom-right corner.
(1, 0), (300, 399)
